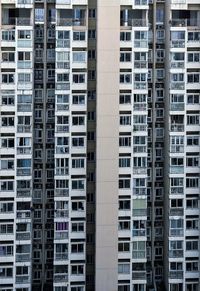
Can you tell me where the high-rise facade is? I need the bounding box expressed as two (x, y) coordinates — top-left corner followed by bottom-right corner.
(0, 0), (199, 291)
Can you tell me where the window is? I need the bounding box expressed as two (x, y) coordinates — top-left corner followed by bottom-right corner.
(72, 158), (85, 169)
(73, 74), (85, 83)
(119, 94), (131, 104)
(0, 245), (13, 256)
(120, 32), (131, 41)
(187, 94), (199, 104)
(120, 115), (131, 125)
(120, 73), (132, 84)
(1, 138), (14, 148)
(72, 180), (85, 190)
(119, 179), (130, 189)
(119, 200), (130, 210)
(1, 90), (15, 105)
(57, 73), (69, 82)
(0, 160), (14, 170)
(88, 29), (96, 39)
(73, 51), (86, 63)
(186, 219), (198, 230)
(89, 9), (96, 18)
(2, 73), (14, 84)
(186, 240), (198, 251)
(71, 222), (84, 232)
(119, 136), (131, 147)
(18, 30), (31, 39)
(0, 267), (13, 278)
(118, 263), (130, 274)
(72, 201), (84, 211)
(2, 52), (15, 62)
(187, 73), (199, 83)
(71, 243), (84, 253)
(119, 158), (131, 168)
(188, 31), (200, 42)
(72, 137), (84, 147)
(118, 242), (130, 252)
(118, 221), (130, 230)
(18, 73), (31, 83)
(187, 114), (199, 125)
(57, 30), (70, 47)
(186, 262), (198, 272)
(73, 31), (85, 41)
(72, 116), (85, 126)
(120, 52), (131, 62)
(186, 178), (199, 188)
(0, 224), (13, 234)
(2, 30), (15, 41)
(187, 136), (199, 146)
(170, 219), (183, 236)
(72, 95), (85, 105)
(188, 52), (200, 62)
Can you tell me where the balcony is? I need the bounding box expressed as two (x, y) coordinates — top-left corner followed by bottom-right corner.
(55, 189), (69, 197)
(133, 188), (147, 196)
(132, 251), (146, 260)
(171, 19), (186, 27)
(133, 104), (147, 111)
(170, 145), (184, 153)
(56, 39), (70, 48)
(171, 61), (185, 69)
(56, 83), (70, 90)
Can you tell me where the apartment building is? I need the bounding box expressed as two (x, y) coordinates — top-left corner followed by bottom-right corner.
(0, 0), (199, 291)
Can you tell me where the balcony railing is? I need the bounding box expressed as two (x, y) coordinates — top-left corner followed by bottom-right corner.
(55, 253), (68, 260)
(135, 0), (148, 5)
(17, 168), (31, 176)
(171, 124), (184, 132)
(170, 103), (185, 111)
(16, 253), (30, 262)
(169, 250), (184, 258)
(133, 125), (147, 132)
(170, 82), (185, 90)
(56, 125), (69, 133)
(169, 270), (183, 279)
(16, 275), (30, 284)
(170, 145), (184, 153)
(16, 232), (31, 240)
(133, 104), (147, 111)
(133, 188), (147, 196)
(17, 190), (31, 197)
(56, 83), (70, 90)
(133, 168), (147, 175)
(56, 40), (70, 48)
(121, 19), (147, 27)
(16, 211), (31, 219)
(171, 40), (185, 48)
(17, 125), (31, 133)
(132, 229), (146, 236)
(133, 146), (147, 153)
(170, 208), (184, 216)
(54, 274), (68, 282)
(132, 251), (146, 259)
(170, 229), (184, 236)
(132, 271), (146, 280)
(171, 61), (185, 69)
(132, 209), (147, 216)
(56, 146), (69, 154)
(55, 168), (69, 176)
(57, 18), (86, 26)
(170, 166), (184, 174)
(170, 187), (184, 195)
(55, 210), (69, 218)
(17, 147), (32, 155)
(55, 231), (68, 240)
